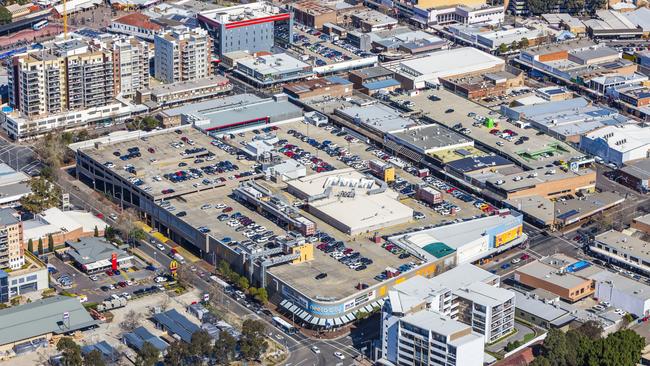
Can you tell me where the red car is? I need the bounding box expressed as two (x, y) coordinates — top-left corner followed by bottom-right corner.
(105, 270), (114, 276)
(520, 254), (530, 260)
(446, 187), (457, 193)
(489, 129), (500, 134)
(222, 207), (233, 213)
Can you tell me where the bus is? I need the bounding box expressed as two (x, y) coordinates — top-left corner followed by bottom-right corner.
(272, 316), (296, 334)
(32, 20), (48, 31)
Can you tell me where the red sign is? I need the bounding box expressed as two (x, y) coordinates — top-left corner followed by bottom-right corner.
(111, 253), (118, 270)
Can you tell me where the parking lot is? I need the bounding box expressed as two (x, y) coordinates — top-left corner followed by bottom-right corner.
(290, 26), (372, 68)
(48, 255), (159, 303)
(82, 126), (259, 201)
(392, 89), (582, 169)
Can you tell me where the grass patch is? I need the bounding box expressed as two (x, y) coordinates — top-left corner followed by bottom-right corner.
(487, 328), (518, 346)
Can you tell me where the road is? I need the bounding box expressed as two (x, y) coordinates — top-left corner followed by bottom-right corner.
(134, 237), (370, 365)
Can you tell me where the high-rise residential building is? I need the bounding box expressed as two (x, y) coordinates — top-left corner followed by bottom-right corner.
(105, 37), (151, 98)
(396, 311), (484, 366)
(381, 264), (515, 365)
(3, 35), (144, 140)
(198, 2), (293, 58)
(0, 208), (23, 271)
(154, 26), (212, 84)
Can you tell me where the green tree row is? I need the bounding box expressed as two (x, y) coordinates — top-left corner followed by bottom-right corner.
(217, 260), (268, 304)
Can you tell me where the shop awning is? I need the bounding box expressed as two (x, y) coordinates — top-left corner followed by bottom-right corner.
(309, 316), (319, 325)
(333, 317), (342, 326)
(317, 318), (327, 326)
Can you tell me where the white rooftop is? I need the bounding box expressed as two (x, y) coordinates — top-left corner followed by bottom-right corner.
(583, 125), (650, 153)
(394, 47), (504, 78)
(199, 2), (286, 24)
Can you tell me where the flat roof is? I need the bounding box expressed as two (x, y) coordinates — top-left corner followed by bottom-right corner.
(335, 103), (416, 134)
(349, 66), (394, 80)
(508, 191), (623, 225)
(237, 53), (311, 75)
(585, 10), (638, 31)
(351, 9), (397, 26)
(521, 38), (596, 56)
(198, 2), (288, 25)
(595, 230), (650, 263)
(389, 214), (523, 260)
(487, 169), (595, 193)
(619, 158), (650, 180)
(147, 75), (230, 96)
(163, 94), (304, 132)
(513, 290), (573, 323)
(394, 47), (504, 78)
(287, 168), (413, 234)
(583, 125), (650, 154)
(388, 124), (473, 153)
(589, 271), (650, 300)
(516, 260), (590, 289)
(446, 155), (514, 173)
(401, 309), (470, 336)
(0, 296), (98, 346)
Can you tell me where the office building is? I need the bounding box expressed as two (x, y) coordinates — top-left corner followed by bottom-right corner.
(292, 1), (337, 29)
(136, 75), (232, 109)
(485, 169), (597, 200)
(591, 230), (650, 276)
(198, 2), (293, 58)
(0, 208), (23, 271)
(514, 259), (594, 302)
(0, 270), (8, 303)
(154, 26), (212, 84)
(591, 271), (650, 317)
(234, 53), (313, 87)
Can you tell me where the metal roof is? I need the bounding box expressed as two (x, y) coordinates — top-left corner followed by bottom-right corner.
(0, 296), (98, 346)
(152, 309), (201, 343)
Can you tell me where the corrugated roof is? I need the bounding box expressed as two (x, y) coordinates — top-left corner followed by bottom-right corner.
(0, 296), (98, 346)
(153, 309), (200, 343)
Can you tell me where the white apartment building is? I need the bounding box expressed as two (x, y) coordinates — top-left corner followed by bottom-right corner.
(154, 26), (212, 84)
(381, 264), (515, 365)
(397, 311), (484, 366)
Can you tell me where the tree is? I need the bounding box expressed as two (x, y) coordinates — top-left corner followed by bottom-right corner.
(19, 177), (62, 213)
(565, 0), (585, 13)
(94, 225), (99, 237)
(0, 7), (11, 25)
(135, 341), (160, 366)
(47, 234), (54, 253)
(237, 276), (250, 292)
(585, 0), (606, 14)
(57, 337), (83, 366)
(498, 43), (508, 54)
(510, 40), (519, 51)
(104, 226), (118, 242)
(254, 287), (268, 304)
(188, 330), (212, 360)
(37, 237), (43, 255)
(213, 331), (237, 365)
(27, 238), (33, 254)
(577, 320), (603, 339)
(240, 319), (268, 361)
(120, 310), (140, 331)
(83, 349), (106, 366)
(164, 341), (189, 366)
(527, 0), (554, 14)
(519, 37), (529, 49)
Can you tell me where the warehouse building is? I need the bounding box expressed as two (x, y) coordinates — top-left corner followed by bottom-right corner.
(334, 102), (417, 137)
(387, 124), (474, 156)
(580, 125), (650, 167)
(160, 93), (303, 132)
(384, 47), (505, 90)
(0, 296), (98, 353)
(584, 10), (643, 40)
(152, 309), (201, 343)
(611, 159), (650, 193)
(283, 77), (353, 100)
(286, 168), (413, 235)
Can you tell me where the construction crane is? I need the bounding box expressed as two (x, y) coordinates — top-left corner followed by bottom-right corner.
(62, 0), (68, 40)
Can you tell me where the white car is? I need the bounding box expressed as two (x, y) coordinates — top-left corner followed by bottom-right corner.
(89, 275), (99, 281)
(108, 213), (118, 221)
(122, 292), (132, 300)
(334, 352), (345, 360)
(154, 276), (167, 283)
(311, 346), (320, 354)
(511, 258), (521, 264)
(156, 243), (165, 251)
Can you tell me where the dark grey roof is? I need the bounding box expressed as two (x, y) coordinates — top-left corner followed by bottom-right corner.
(153, 309), (200, 343)
(620, 158), (650, 180)
(0, 208), (19, 226)
(446, 155), (514, 173)
(66, 237), (130, 265)
(0, 296), (98, 346)
(123, 326), (169, 352)
(81, 341), (119, 362)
